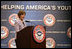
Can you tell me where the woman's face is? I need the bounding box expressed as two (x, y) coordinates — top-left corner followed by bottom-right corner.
(20, 14), (25, 21)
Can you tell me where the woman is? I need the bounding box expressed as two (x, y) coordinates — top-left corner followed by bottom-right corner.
(14, 10), (26, 39)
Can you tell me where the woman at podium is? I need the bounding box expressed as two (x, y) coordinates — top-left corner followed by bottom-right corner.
(14, 10), (26, 39)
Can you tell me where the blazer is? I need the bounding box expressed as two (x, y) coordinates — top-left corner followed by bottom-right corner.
(14, 19), (26, 32)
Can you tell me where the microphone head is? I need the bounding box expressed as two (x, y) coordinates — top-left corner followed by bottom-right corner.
(25, 20), (30, 22)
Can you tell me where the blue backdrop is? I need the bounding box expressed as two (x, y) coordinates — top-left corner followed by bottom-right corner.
(1, 1), (71, 48)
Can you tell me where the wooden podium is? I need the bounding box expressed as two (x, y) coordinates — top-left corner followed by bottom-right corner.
(15, 26), (46, 48)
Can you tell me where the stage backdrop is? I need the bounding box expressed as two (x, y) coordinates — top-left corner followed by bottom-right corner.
(1, 1), (71, 48)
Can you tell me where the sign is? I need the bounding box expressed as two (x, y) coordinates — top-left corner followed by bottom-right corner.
(43, 14), (56, 26)
(9, 14), (19, 26)
(46, 38), (55, 48)
(8, 38), (16, 48)
(1, 26), (9, 39)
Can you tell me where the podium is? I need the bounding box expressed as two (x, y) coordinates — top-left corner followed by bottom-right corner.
(15, 26), (46, 48)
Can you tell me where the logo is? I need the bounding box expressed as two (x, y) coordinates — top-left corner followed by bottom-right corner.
(1, 26), (9, 39)
(43, 14), (55, 26)
(67, 27), (71, 38)
(46, 38), (55, 48)
(33, 25), (46, 43)
(8, 38), (16, 48)
(9, 14), (19, 26)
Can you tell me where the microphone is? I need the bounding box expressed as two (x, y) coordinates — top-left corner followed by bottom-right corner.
(25, 20), (30, 22)
(24, 20), (36, 26)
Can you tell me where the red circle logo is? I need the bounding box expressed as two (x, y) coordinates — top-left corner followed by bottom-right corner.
(8, 38), (16, 48)
(1, 26), (9, 39)
(33, 25), (46, 43)
(9, 14), (19, 26)
(46, 38), (56, 48)
(67, 27), (71, 38)
(43, 14), (56, 26)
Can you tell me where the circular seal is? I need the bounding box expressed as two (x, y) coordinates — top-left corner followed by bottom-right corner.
(67, 27), (71, 38)
(43, 14), (56, 26)
(8, 38), (16, 48)
(9, 13), (19, 26)
(33, 25), (46, 43)
(1, 26), (9, 39)
(46, 38), (55, 48)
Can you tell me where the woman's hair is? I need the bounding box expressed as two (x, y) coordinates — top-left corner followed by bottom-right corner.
(18, 10), (26, 18)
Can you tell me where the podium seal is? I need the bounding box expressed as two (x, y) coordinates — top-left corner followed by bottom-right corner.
(33, 25), (45, 43)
